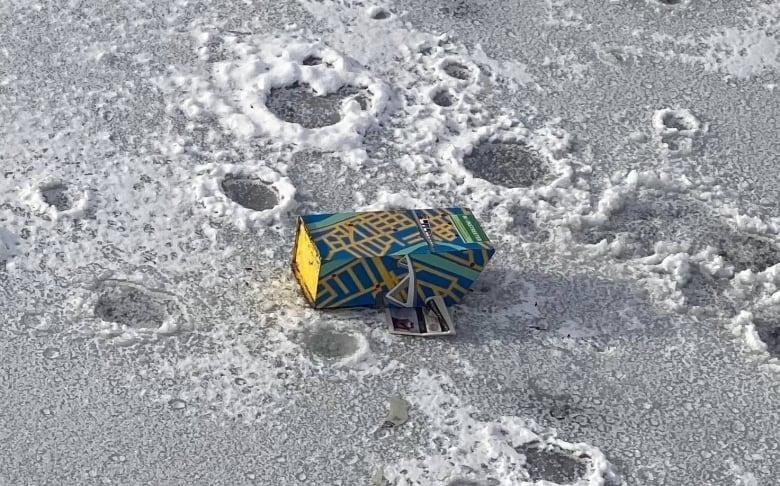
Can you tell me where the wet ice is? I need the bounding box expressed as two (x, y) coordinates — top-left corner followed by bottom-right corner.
(714, 233), (780, 274)
(462, 141), (547, 188)
(521, 446), (587, 484)
(304, 327), (360, 360)
(93, 282), (167, 330)
(443, 61), (472, 80)
(221, 177), (278, 212)
(265, 82), (366, 128)
(753, 318), (780, 357)
(370, 8), (391, 20)
(40, 183), (70, 211)
(438, 1), (483, 20)
(432, 89), (455, 107)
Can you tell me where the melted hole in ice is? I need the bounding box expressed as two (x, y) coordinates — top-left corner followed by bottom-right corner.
(371, 8), (391, 20)
(304, 327), (360, 360)
(447, 480), (485, 486)
(714, 233), (780, 273)
(443, 61), (472, 81)
(463, 142), (547, 188)
(94, 284), (167, 329)
(221, 176), (278, 211)
(302, 55), (322, 66)
(439, 1), (483, 19)
(40, 183), (71, 211)
(753, 319), (780, 357)
(432, 89), (455, 107)
(168, 398), (187, 410)
(265, 82), (366, 128)
(520, 446), (587, 484)
(656, 0), (683, 5)
(661, 111), (695, 131)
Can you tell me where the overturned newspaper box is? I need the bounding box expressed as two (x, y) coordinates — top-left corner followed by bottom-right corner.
(291, 208), (494, 335)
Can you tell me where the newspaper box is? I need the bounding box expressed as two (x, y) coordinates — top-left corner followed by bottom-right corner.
(291, 208), (494, 335)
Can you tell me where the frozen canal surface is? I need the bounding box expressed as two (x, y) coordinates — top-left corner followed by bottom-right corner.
(1, 0), (779, 484)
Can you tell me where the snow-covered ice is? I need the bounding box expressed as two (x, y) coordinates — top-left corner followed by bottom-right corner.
(1, 0), (779, 484)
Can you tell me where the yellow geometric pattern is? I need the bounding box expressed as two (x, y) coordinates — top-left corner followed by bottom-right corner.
(417, 208), (459, 242)
(316, 256), (398, 308)
(310, 209), (464, 260)
(310, 211), (424, 259)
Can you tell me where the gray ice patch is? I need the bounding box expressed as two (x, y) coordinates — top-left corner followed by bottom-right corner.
(265, 82), (366, 128)
(221, 176), (278, 212)
(463, 141), (547, 188)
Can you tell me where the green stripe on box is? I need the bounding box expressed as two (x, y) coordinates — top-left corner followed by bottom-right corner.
(451, 215), (472, 243)
(412, 253), (482, 281)
(450, 214), (488, 243)
(306, 213), (356, 230)
(320, 258), (353, 276)
(390, 241), (429, 256)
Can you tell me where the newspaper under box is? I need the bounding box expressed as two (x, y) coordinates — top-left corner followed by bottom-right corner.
(291, 208), (495, 313)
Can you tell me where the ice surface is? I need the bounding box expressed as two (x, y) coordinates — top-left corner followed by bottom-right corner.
(93, 282), (167, 330)
(462, 141), (548, 188)
(753, 318), (780, 357)
(220, 176), (279, 212)
(521, 445), (587, 483)
(1, 0), (779, 484)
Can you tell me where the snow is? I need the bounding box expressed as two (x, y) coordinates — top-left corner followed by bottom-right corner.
(1, 0), (779, 484)
(383, 370), (613, 485)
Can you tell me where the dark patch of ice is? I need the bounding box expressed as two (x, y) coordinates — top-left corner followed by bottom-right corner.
(753, 319), (780, 357)
(462, 142), (547, 188)
(221, 176), (278, 211)
(304, 327), (359, 359)
(443, 61), (472, 80)
(265, 82), (366, 128)
(661, 111), (694, 131)
(439, 1), (483, 19)
(432, 89), (455, 107)
(40, 183), (70, 211)
(520, 446), (587, 484)
(713, 233), (780, 273)
(371, 9), (390, 20)
(94, 283), (167, 329)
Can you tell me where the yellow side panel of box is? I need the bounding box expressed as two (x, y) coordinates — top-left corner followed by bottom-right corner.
(292, 219), (321, 306)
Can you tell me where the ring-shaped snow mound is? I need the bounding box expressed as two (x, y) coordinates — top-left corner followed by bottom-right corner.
(193, 163), (296, 232)
(173, 33), (390, 158)
(20, 178), (91, 220)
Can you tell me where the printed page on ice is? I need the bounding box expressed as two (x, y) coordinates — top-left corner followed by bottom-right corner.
(385, 296), (455, 336)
